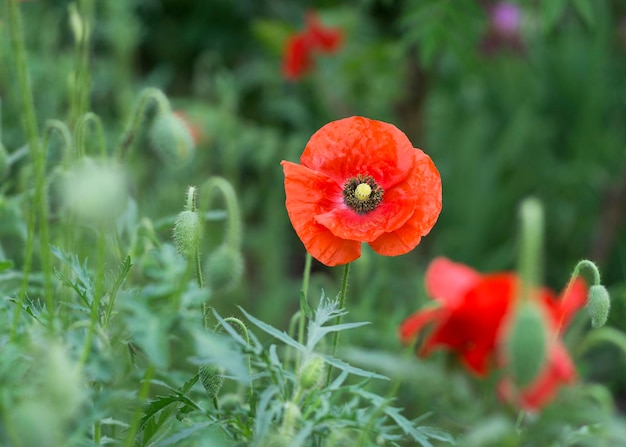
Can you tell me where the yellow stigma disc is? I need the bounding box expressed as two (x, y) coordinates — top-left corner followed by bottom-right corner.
(354, 183), (372, 201)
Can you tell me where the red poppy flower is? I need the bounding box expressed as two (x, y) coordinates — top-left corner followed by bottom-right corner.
(282, 11), (343, 80)
(283, 34), (314, 80)
(281, 116), (442, 266)
(399, 257), (587, 410)
(305, 11), (342, 52)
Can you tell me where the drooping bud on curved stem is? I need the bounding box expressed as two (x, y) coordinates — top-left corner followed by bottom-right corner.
(569, 259), (611, 328)
(199, 177), (244, 293)
(199, 176), (242, 250)
(115, 87), (171, 159)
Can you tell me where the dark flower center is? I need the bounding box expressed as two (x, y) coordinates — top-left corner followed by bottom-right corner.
(342, 174), (384, 214)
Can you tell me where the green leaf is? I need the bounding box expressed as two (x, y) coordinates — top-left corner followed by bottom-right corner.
(542, 0), (567, 33)
(572, 0), (594, 27)
(0, 259), (14, 272)
(323, 355), (388, 380)
(238, 306), (306, 353)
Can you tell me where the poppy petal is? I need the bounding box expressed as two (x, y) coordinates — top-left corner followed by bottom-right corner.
(423, 257), (482, 307)
(282, 161), (361, 266)
(369, 151), (442, 255)
(398, 306), (447, 343)
(300, 116), (416, 189)
(283, 34), (314, 80)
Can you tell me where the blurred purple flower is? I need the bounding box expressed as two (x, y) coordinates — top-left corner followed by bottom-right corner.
(480, 1), (524, 55)
(491, 2), (521, 37)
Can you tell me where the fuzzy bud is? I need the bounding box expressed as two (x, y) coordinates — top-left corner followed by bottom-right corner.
(199, 364), (224, 400)
(279, 401), (301, 437)
(586, 285), (611, 328)
(149, 111), (195, 167)
(173, 210), (202, 257)
(61, 158), (128, 224)
(298, 354), (326, 390)
(505, 301), (548, 388)
(204, 245), (244, 293)
(0, 142), (8, 180)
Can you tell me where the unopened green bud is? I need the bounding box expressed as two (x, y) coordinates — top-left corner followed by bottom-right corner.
(586, 285), (610, 328)
(0, 143), (8, 180)
(61, 157), (128, 224)
(505, 301), (548, 388)
(149, 111), (195, 167)
(204, 245), (244, 292)
(173, 210), (202, 257)
(199, 364), (224, 400)
(279, 401), (301, 437)
(299, 354), (326, 389)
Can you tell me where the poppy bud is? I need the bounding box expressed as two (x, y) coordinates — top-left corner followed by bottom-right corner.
(505, 301), (548, 388)
(298, 354), (326, 389)
(586, 285), (610, 328)
(199, 364), (224, 400)
(204, 245), (244, 293)
(0, 142), (8, 180)
(279, 401), (301, 437)
(149, 111), (195, 167)
(61, 157), (128, 224)
(173, 210), (202, 257)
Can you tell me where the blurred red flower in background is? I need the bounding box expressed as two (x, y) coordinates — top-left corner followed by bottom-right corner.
(282, 12), (343, 80)
(399, 257), (587, 410)
(281, 116), (442, 266)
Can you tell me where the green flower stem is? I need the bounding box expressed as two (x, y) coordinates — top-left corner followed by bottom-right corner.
(7, 0), (56, 329)
(570, 259), (602, 286)
(122, 364), (155, 447)
(45, 119), (74, 166)
(326, 262), (351, 385)
(184, 186), (204, 289)
(199, 176), (242, 250)
(214, 317), (252, 400)
(114, 87), (171, 159)
(298, 253), (312, 347)
(69, 0), (94, 127)
(75, 112), (107, 158)
(517, 198), (544, 301)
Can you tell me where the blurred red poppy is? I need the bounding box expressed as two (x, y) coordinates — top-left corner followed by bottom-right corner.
(282, 11), (343, 80)
(281, 116), (442, 266)
(399, 257), (587, 410)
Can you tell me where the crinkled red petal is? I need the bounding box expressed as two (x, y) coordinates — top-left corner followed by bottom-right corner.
(369, 150), (442, 256)
(398, 306), (448, 343)
(282, 161), (360, 266)
(422, 274), (517, 376)
(422, 257), (481, 308)
(300, 116), (416, 190)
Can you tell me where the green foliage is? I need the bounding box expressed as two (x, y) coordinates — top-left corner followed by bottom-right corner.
(2, 0), (626, 445)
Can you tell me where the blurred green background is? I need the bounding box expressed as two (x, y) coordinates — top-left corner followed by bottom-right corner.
(2, 0), (626, 437)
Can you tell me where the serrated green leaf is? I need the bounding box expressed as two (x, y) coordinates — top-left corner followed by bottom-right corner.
(307, 321), (370, 349)
(323, 355), (388, 380)
(238, 306), (306, 353)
